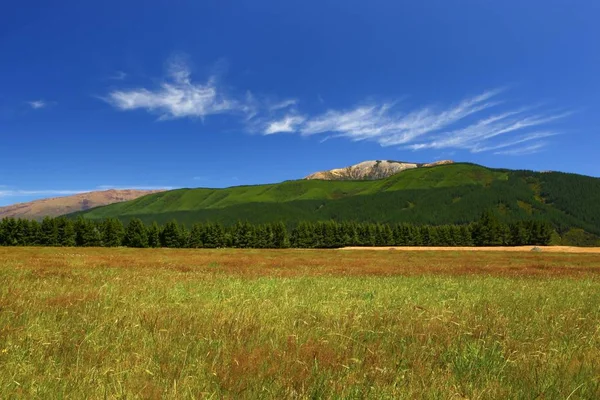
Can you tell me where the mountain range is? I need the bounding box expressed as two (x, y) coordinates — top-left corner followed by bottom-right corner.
(65, 162), (600, 241)
(0, 189), (164, 220)
(2, 161), (600, 243)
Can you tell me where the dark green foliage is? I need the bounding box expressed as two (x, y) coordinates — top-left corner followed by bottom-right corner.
(56, 217), (76, 247)
(471, 212), (505, 246)
(272, 221), (290, 249)
(231, 221), (255, 248)
(40, 217), (59, 246)
(74, 217), (103, 247)
(0, 213), (590, 248)
(160, 220), (184, 248)
(101, 218), (125, 247)
(188, 223), (204, 249)
(560, 228), (600, 247)
(202, 223), (226, 248)
(123, 218), (148, 248)
(147, 222), (161, 248)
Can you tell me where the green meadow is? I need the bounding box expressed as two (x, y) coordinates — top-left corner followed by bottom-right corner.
(1, 247), (599, 399)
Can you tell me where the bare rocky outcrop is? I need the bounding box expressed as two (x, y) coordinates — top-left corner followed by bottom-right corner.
(305, 160), (454, 181)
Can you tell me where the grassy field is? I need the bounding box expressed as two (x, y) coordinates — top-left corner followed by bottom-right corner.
(1, 247), (599, 399)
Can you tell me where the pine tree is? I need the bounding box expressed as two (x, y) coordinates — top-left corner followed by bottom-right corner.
(179, 224), (190, 248)
(509, 222), (529, 246)
(28, 220), (42, 246)
(124, 218), (148, 248)
(74, 217), (103, 247)
(203, 223), (225, 248)
(459, 225), (474, 246)
(254, 224), (268, 248)
(232, 221), (255, 248)
(147, 222), (161, 248)
(189, 223), (204, 248)
(161, 221), (182, 248)
(291, 222), (312, 248)
(102, 218), (124, 247)
(472, 211), (505, 246)
(40, 217), (59, 246)
(56, 217), (76, 247)
(272, 221), (289, 248)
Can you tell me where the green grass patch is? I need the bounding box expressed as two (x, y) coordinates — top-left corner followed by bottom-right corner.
(0, 248), (599, 398)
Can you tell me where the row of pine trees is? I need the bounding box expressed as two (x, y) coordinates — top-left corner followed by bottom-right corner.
(0, 213), (553, 248)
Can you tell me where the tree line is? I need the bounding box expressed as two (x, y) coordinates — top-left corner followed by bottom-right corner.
(0, 213), (553, 248)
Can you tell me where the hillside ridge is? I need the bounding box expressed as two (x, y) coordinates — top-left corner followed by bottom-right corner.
(69, 163), (600, 242)
(305, 159), (454, 180)
(0, 189), (165, 220)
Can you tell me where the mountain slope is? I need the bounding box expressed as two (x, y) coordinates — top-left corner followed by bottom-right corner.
(71, 163), (600, 236)
(305, 159), (454, 180)
(0, 189), (164, 220)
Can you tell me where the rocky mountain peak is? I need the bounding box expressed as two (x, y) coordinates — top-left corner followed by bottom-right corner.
(304, 159), (454, 180)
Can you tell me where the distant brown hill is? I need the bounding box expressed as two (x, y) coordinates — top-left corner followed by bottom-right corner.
(0, 189), (165, 220)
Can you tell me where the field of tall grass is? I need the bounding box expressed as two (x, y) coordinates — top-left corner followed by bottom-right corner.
(1, 247), (599, 399)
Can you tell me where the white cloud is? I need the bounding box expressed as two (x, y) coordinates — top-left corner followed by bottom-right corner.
(407, 111), (571, 152)
(269, 99), (298, 111)
(105, 60), (242, 120)
(261, 88), (571, 155)
(102, 57), (571, 154)
(265, 115), (306, 134)
(301, 104), (394, 139)
(27, 100), (48, 109)
(470, 131), (559, 153)
(295, 89), (502, 144)
(494, 142), (548, 156)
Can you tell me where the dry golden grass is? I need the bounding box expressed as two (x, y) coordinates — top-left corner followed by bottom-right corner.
(2, 246), (600, 278)
(342, 245), (600, 253)
(1, 247), (599, 399)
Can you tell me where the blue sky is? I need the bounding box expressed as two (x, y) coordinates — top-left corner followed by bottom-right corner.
(1, 0), (599, 206)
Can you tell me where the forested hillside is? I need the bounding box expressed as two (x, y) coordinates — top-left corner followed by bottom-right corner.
(70, 163), (600, 241)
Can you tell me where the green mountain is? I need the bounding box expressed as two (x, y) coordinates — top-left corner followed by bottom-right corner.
(71, 163), (600, 237)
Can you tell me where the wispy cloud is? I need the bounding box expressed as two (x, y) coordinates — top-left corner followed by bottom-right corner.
(0, 189), (88, 198)
(298, 90), (502, 144)
(103, 58), (572, 155)
(261, 89), (571, 155)
(0, 186), (173, 199)
(407, 111), (571, 153)
(269, 99), (298, 111)
(104, 60), (242, 120)
(265, 115), (306, 134)
(470, 131), (559, 153)
(104, 59), (298, 125)
(27, 100), (50, 109)
(494, 142), (548, 156)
